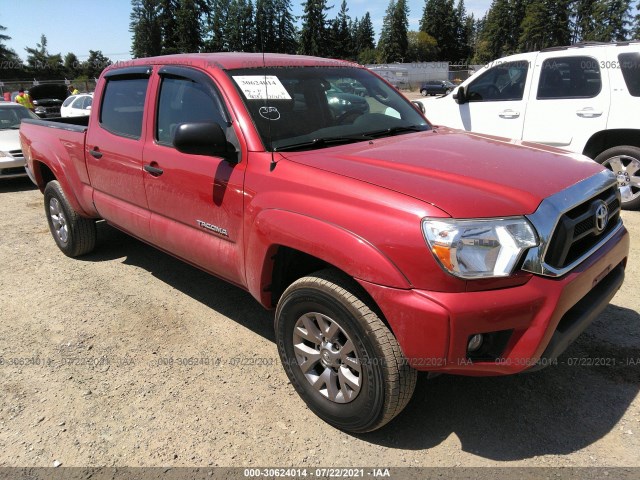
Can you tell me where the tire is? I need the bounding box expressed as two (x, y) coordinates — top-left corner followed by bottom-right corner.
(420, 89), (428, 96)
(275, 269), (417, 433)
(594, 146), (640, 210)
(44, 180), (97, 257)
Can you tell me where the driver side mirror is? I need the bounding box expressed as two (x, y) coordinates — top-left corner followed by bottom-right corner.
(453, 86), (467, 105)
(174, 122), (237, 161)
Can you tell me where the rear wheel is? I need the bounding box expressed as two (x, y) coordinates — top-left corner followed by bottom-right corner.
(420, 89), (428, 96)
(275, 269), (417, 433)
(595, 146), (640, 210)
(44, 181), (96, 257)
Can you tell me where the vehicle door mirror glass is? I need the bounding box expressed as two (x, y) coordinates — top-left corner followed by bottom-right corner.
(173, 122), (236, 161)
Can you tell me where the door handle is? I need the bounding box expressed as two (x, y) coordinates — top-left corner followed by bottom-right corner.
(89, 148), (102, 159)
(144, 164), (164, 176)
(498, 109), (520, 119)
(576, 108), (602, 118)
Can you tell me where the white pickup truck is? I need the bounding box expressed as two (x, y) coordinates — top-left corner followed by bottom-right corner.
(418, 42), (640, 210)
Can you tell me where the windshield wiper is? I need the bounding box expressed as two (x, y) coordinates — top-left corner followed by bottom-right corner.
(361, 125), (428, 138)
(274, 134), (373, 152)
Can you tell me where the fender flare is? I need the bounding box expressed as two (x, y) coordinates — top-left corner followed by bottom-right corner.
(28, 141), (95, 217)
(245, 209), (411, 306)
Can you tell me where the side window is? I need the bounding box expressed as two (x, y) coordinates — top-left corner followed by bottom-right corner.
(100, 77), (149, 139)
(84, 96), (93, 109)
(62, 96), (75, 107)
(467, 61), (529, 102)
(156, 76), (226, 145)
(619, 53), (640, 97)
(71, 97), (85, 109)
(537, 56), (601, 99)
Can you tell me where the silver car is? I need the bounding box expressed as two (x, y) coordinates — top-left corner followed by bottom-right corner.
(0, 103), (40, 179)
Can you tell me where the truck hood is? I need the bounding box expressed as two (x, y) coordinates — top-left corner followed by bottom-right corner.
(281, 127), (605, 218)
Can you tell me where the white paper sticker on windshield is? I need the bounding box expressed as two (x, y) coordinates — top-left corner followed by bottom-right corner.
(232, 75), (292, 100)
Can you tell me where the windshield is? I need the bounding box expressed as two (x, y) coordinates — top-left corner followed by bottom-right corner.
(0, 106), (39, 129)
(228, 66), (429, 151)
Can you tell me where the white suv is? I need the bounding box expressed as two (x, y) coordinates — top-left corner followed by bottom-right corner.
(418, 42), (640, 209)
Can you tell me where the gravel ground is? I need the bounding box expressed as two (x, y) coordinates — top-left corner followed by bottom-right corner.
(0, 176), (638, 468)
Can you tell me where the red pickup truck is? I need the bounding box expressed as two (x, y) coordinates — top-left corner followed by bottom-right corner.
(20, 53), (630, 433)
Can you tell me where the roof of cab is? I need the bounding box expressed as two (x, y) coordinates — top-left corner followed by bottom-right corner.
(104, 52), (360, 73)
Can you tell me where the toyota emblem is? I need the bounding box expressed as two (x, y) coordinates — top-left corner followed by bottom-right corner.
(594, 201), (609, 233)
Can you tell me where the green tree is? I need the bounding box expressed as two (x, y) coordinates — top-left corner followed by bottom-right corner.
(329, 0), (353, 59)
(407, 30), (438, 61)
(518, 0), (547, 51)
(225, 0), (257, 52)
(354, 12), (376, 53)
(0, 25), (23, 79)
(274, 0), (298, 53)
(475, 0), (514, 61)
(377, 0), (410, 62)
(635, 1), (640, 38)
(255, 0), (276, 51)
(64, 52), (81, 78)
(299, 0), (331, 56)
(454, 0), (474, 61)
(572, 0), (599, 41)
(25, 34), (64, 79)
(591, 0), (632, 41)
(159, 0), (180, 54)
(203, 0), (230, 51)
(420, 0), (458, 60)
(83, 50), (112, 79)
(175, 0), (203, 52)
(129, 0), (162, 58)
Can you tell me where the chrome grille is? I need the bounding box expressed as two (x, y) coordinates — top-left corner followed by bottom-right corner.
(544, 186), (621, 269)
(522, 170), (624, 277)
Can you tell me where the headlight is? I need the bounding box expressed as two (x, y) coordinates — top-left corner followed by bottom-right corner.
(422, 217), (538, 279)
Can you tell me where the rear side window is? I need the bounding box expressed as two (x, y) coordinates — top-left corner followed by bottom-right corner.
(100, 78), (149, 138)
(619, 53), (640, 97)
(537, 56), (601, 99)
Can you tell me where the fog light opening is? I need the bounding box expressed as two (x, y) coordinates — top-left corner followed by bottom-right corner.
(467, 334), (484, 353)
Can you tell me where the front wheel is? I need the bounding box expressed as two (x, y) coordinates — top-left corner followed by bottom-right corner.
(420, 89), (428, 96)
(275, 269), (417, 433)
(44, 180), (97, 257)
(594, 146), (640, 210)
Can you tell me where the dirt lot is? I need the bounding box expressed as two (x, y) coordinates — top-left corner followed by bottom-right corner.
(0, 177), (639, 468)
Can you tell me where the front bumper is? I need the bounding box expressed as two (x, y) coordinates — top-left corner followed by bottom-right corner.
(0, 155), (27, 179)
(358, 224), (629, 375)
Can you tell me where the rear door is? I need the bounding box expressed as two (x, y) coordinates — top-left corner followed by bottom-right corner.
(86, 66), (152, 239)
(142, 66), (247, 285)
(522, 52), (610, 152)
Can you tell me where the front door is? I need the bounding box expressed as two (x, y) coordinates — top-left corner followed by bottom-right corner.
(142, 67), (246, 285)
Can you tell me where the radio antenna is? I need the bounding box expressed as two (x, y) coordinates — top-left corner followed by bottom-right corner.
(261, 36), (277, 172)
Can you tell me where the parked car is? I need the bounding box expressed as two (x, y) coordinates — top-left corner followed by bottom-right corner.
(420, 80), (455, 96)
(417, 41), (640, 209)
(20, 53), (629, 433)
(61, 93), (93, 117)
(29, 84), (69, 118)
(0, 103), (39, 179)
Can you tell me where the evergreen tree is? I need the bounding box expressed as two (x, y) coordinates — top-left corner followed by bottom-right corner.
(159, 0), (180, 54)
(454, 0), (473, 61)
(255, 0), (276, 51)
(591, 0), (632, 41)
(175, 0), (203, 52)
(130, 0), (162, 58)
(518, 0), (547, 51)
(355, 13), (376, 52)
(299, 0), (331, 56)
(274, 0), (298, 53)
(475, 0), (514, 61)
(64, 52), (81, 78)
(331, 0), (353, 59)
(225, 0), (257, 52)
(420, 0), (458, 60)
(83, 50), (112, 78)
(204, 0), (230, 51)
(635, 1), (640, 38)
(25, 34), (64, 79)
(572, 0), (599, 41)
(377, 0), (410, 62)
